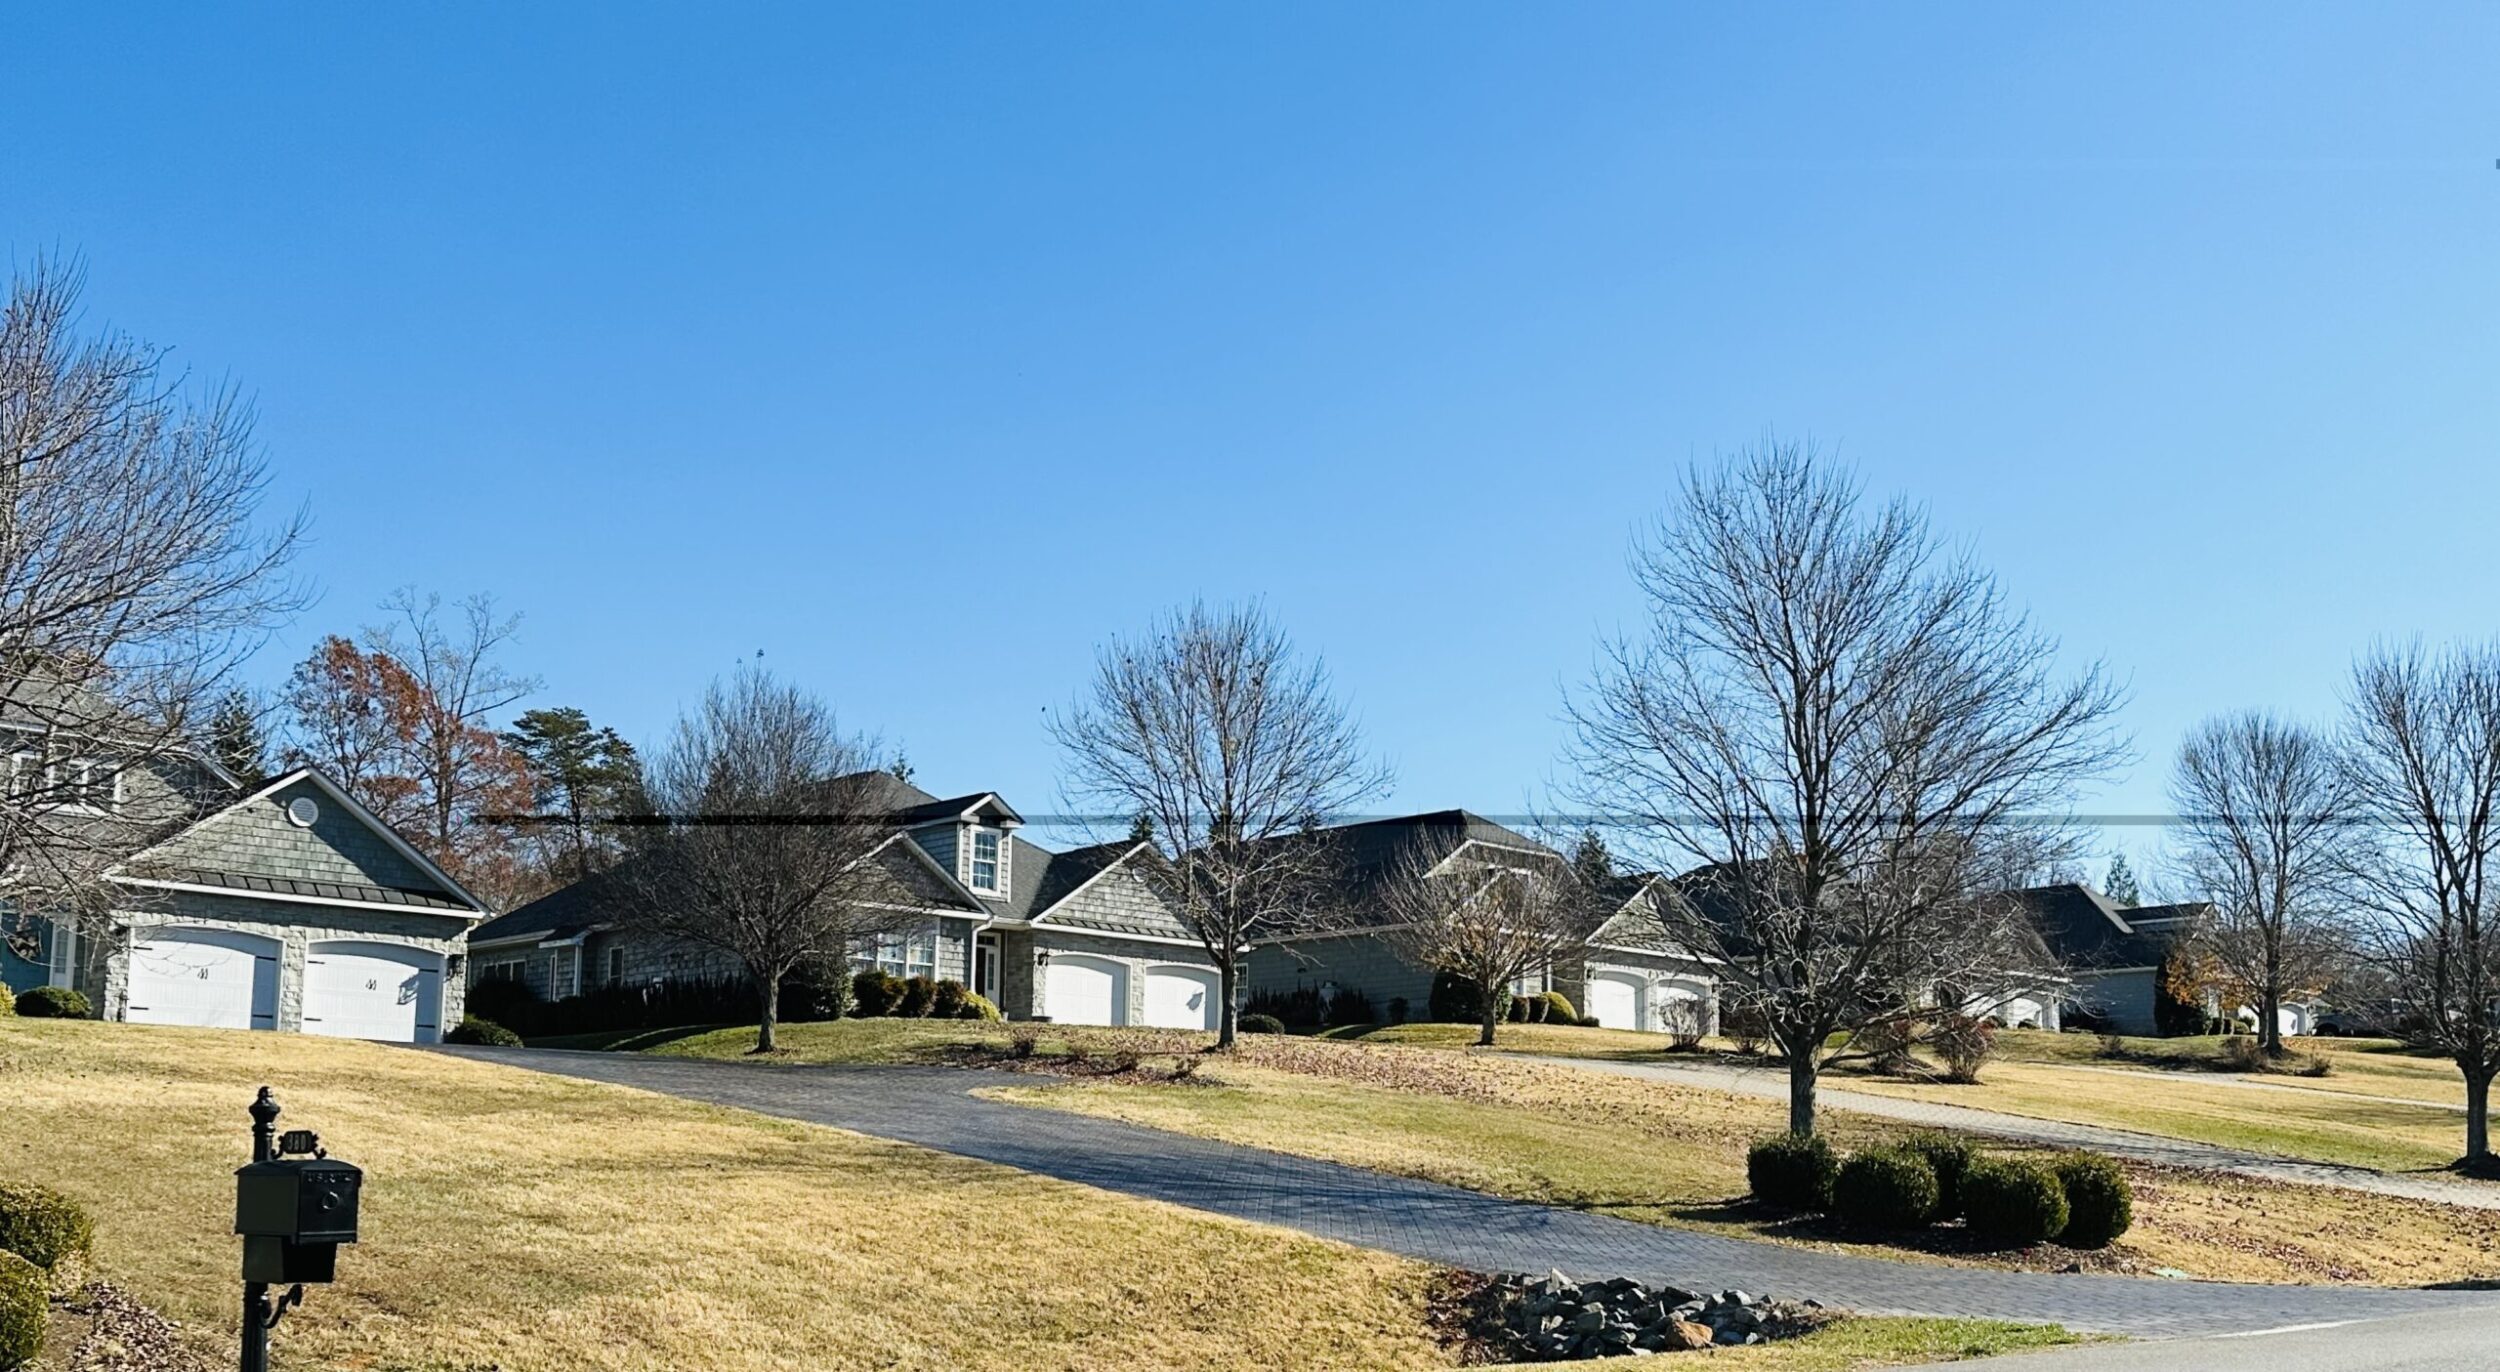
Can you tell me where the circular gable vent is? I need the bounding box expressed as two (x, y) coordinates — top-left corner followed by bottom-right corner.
(286, 796), (320, 828)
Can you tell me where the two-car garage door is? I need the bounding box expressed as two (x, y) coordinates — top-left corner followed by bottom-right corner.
(1042, 954), (1221, 1030)
(124, 929), (443, 1043)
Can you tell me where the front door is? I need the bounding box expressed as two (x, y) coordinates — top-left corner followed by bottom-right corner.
(974, 933), (1001, 1002)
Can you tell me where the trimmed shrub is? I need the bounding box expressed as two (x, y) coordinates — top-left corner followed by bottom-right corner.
(445, 1016), (522, 1047)
(2052, 1153), (2134, 1249)
(1324, 985), (1375, 1027)
(1962, 1157), (2069, 1247)
(1429, 972), (1509, 1026)
(0, 990), (15, 1018)
(1832, 1147), (1939, 1230)
(930, 979), (970, 1020)
(850, 969), (904, 1018)
(1238, 1013), (1286, 1035)
(1901, 1132), (1978, 1219)
(0, 1251), (39, 1368)
(779, 959), (852, 1023)
(1386, 996), (1409, 1025)
(463, 975), (541, 1027)
(0, 1184), (91, 1272)
(897, 975), (937, 1018)
(12, 986), (88, 1019)
(956, 991), (1004, 1022)
(1746, 1133), (1838, 1212)
(1506, 992), (1540, 1023)
(1541, 991), (1577, 1024)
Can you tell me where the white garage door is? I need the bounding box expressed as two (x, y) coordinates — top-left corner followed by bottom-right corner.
(1586, 972), (1643, 1031)
(1044, 954), (1124, 1026)
(303, 941), (443, 1043)
(1141, 965), (1219, 1031)
(126, 927), (279, 1031)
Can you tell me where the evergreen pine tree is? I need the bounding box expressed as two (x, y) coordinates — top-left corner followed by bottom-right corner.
(2104, 852), (2141, 906)
(1569, 826), (1614, 889)
(204, 687), (268, 789)
(504, 707), (641, 882)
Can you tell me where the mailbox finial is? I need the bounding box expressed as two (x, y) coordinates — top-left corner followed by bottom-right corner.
(249, 1087), (280, 1163)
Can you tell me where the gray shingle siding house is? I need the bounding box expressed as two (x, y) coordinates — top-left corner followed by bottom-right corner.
(2014, 883), (2211, 1035)
(13, 765), (493, 1043)
(1244, 810), (1721, 1033)
(470, 776), (1227, 1028)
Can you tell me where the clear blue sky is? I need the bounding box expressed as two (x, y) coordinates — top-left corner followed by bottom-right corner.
(5, 6), (2494, 870)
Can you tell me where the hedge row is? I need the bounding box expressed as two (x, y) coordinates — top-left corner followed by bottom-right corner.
(1745, 1131), (2131, 1250)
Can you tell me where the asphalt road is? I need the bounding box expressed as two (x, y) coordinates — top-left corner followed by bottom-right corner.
(1969, 1306), (2500, 1370)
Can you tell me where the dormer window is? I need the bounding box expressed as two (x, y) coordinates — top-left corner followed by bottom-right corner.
(5, 754), (118, 812)
(970, 829), (1002, 893)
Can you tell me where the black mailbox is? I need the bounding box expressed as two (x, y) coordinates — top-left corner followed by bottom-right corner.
(235, 1155), (360, 1286)
(235, 1156), (362, 1245)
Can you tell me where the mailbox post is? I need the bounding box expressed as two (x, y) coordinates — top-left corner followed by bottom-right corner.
(235, 1088), (360, 1372)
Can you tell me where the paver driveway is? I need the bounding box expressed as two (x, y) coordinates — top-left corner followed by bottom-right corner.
(439, 1046), (2500, 1339)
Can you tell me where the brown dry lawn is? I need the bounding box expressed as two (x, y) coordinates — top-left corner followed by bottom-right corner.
(1, 1018), (1456, 1371)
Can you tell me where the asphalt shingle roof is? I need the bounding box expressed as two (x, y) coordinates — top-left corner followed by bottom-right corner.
(132, 864), (472, 912)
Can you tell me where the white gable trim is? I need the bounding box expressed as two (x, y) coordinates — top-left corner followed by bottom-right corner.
(107, 767), (491, 916)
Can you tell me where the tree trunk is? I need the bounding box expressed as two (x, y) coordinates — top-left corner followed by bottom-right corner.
(2259, 986), (2284, 1057)
(1216, 959), (1238, 1049)
(1787, 1050), (1819, 1136)
(2466, 1066), (2493, 1164)
(755, 978), (781, 1055)
(1478, 1000), (1500, 1047)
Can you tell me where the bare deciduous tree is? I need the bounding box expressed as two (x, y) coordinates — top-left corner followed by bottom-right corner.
(2343, 642), (2500, 1166)
(617, 670), (915, 1053)
(0, 260), (304, 949)
(1351, 838), (1591, 1046)
(1566, 443), (2124, 1135)
(2167, 711), (2359, 1058)
(1050, 602), (1389, 1047)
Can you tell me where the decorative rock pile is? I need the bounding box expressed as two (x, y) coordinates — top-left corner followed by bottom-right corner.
(1490, 1270), (1829, 1360)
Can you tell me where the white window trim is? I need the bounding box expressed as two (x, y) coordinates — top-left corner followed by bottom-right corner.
(969, 828), (1003, 895)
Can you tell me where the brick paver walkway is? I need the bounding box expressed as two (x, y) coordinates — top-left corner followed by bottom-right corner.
(1533, 1055), (2500, 1211)
(441, 1046), (2500, 1338)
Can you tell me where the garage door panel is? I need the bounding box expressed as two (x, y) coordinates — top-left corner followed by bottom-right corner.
(127, 928), (280, 1031)
(1142, 966), (1218, 1031)
(1586, 972), (1642, 1031)
(1044, 955), (1123, 1026)
(304, 942), (443, 1044)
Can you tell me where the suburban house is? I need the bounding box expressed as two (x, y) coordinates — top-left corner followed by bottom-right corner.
(4, 758), (492, 1044)
(1242, 811), (1721, 1033)
(468, 775), (1230, 1029)
(2014, 882), (2215, 1035)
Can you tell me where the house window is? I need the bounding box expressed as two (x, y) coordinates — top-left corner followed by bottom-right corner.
(478, 958), (525, 984)
(6, 755), (39, 802)
(970, 830), (1001, 893)
(606, 946), (626, 986)
(862, 926), (938, 981)
(62, 760), (117, 812)
(549, 948), (580, 1000)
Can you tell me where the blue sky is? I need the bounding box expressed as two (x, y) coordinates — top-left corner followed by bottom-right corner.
(4, 5), (2494, 871)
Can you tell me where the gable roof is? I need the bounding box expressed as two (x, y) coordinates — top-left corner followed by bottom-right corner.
(2007, 883), (2204, 969)
(108, 768), (489, 917)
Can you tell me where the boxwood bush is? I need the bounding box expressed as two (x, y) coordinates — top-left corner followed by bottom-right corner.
(1902, 1131), (1978, 1219)
(930, 979), (970, 1019)
(1962, 1157), (2069, 1246)
(445, 1016), (522, 1047)
(896, 975), (937, 1018)
(2052, 1152), (2134, 1248)
(1541, 991), (1577, 1024)
(957, 991), (1005, 1022)
(1831, 1147), (1939, 1230)
(1746, 1132), (1837, 1212)
(0, 1251), (39, 1368)
(1238, 1012), (1286, 1035)
(850, 969), (904, 1018)
(0, 1183), (91, 1272)
(13, 986), (88, 1019)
